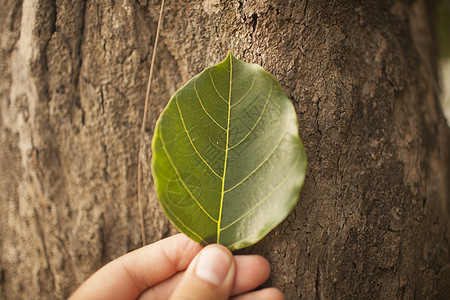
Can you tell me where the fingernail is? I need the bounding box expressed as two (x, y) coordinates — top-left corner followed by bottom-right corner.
(195, 246), (232, 285)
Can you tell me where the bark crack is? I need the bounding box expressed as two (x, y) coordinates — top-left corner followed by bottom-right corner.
(75, 1), (87, 125)
(32, 207), (57, 294)
(102, 143), (109, 181)
(100, 85), (106, 115)
(315, 265), (321, 300)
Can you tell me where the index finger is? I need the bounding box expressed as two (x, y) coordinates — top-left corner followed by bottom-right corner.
(69, 234), (203, 300)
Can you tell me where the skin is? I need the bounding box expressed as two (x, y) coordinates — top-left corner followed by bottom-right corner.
(69, 234), (284, 300)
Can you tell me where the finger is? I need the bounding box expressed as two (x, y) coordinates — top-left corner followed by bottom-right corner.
(69, 234), (202, 300)
(138, 255), (271, 299)
(231, 288), (285, 300)
(170, 244), (235, 300)
(138, 272), (184, 300)
(232, 255), (271, 294)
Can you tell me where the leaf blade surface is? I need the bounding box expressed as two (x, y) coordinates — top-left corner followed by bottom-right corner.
(152, 52), (306, 250)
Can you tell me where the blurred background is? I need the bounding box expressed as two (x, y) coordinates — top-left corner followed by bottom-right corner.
(439, 0), (450, 124)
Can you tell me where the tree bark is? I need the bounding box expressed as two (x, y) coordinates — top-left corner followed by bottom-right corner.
(1, 0), (449, 299)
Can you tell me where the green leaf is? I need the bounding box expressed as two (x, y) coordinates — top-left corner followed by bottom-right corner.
(151, 52), (306, 250)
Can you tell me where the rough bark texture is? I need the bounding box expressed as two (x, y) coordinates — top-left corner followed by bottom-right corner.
(1, 0), (449, 299)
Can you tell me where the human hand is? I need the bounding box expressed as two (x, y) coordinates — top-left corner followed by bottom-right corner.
(69, 234), (284, 300)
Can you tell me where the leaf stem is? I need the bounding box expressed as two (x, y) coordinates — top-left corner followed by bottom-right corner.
(137, 0), (165, 247)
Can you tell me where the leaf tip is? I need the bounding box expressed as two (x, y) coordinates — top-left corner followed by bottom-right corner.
(226, 50), (237, 61)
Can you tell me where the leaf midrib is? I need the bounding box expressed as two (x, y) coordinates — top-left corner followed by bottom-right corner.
(217, 56), (233, 243)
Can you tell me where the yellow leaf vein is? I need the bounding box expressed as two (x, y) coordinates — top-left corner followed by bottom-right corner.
(231, 73), (256, 108)
(159, 127), (218, 223)
(224, 126), (289, 194)
(229, 83), (272, 150)
(176, 98), (223, 179)
(209, 71), (228, 103)
(194, 79), (226, 131)
(220, 156), (301, 231)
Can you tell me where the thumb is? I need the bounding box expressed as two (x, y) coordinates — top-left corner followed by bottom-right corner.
(170, 244), (235, 300)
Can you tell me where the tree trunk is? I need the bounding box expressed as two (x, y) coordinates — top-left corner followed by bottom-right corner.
(1, 0), (449, 299)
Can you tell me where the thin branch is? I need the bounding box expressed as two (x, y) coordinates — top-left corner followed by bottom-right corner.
(138, 0), (165, 247)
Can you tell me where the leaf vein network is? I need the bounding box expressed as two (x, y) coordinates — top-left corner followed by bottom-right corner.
(231, 73), (256, 108)
(224, 126), (289, 193)
(229, 82), (272, 150)
(209, 71), (228, 103)
(220, 156), (301, 231)
(176, 98), (223, 179)
(161, 200), (208, 244)
(158, 127), (218, 223)
(194, 79), (226, 131)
